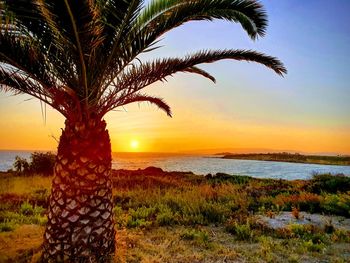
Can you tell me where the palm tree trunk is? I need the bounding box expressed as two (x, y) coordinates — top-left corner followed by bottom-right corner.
(42, 118), (115, 262)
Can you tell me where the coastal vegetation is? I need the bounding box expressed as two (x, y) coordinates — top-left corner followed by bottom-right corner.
(0, 167), (349, 262)
(221, 152), (350, 166)
(12, 152), (55, 175)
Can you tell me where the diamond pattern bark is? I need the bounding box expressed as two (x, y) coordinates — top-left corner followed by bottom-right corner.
(42, 119), (115, 262)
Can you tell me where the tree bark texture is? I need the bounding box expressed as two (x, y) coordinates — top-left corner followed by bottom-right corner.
(42, 119), (115, 262)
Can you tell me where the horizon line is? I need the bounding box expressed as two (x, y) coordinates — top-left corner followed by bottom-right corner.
(1, 148), (349, 156)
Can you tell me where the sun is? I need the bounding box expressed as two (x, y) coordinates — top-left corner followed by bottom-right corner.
(130, 140), (139, 150)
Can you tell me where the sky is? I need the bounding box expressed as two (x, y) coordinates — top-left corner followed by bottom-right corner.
(0, 0), (349, 154)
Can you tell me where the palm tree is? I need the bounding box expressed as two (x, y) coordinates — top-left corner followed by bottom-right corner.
(0, 0), (286, 261)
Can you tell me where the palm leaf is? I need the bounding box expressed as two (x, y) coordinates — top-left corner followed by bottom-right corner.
(117, 93), (172, 117)
(102, 0), (268, 89)
(99, 49), (285, 116)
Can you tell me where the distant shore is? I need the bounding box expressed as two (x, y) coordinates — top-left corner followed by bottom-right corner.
(219, 152), (350, 166)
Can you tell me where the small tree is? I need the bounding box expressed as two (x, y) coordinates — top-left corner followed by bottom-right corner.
(29, 152), (55, 176)
(13, 156), (30, 174)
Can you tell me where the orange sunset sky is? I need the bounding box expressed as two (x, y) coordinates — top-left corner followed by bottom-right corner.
(1, 1), (349, 155)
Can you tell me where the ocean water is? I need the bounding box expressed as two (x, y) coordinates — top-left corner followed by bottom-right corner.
(1, 150), (350, 180)
(0, 150), (32, 172)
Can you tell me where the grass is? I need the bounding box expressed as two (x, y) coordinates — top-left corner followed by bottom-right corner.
(0, 169), (349, 262)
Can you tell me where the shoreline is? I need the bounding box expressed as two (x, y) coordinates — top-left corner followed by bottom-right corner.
(219, 153), (350, 166)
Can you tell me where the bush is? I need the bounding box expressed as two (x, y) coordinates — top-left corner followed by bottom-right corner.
(207, 173), (252, 185)
(303, 240), (326, 252)
(20, 202), (34, 215)
(13, 156), (30, 174)
(331, 229), (350, 242)
(156, 205), (175, 226)
(126, 218), (152, 228)
(180, 228), (210, 247)
(126, 206), (156, 228)
(226, 221), (253, 241)
(113, 206), (127, 228)
(31, 214), (48, 225)
(289, 224), (328, 244)
(321, 193), (350, 217)
(12, 152), (56, 176)
(274, 192), (322, 213)
(0, 202), (46, 227)
(181, 229), (200, 240)
(129, 206), (156, 221)
(0, 221), (16, 232)
(289, 224), (317, 239)
(30, 188), (49, 207)
(199, 202), (229, 224)
(29, 152), (55, 175)
(309, 173), (350, 194)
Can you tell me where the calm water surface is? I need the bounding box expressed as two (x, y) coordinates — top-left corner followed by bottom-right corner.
(1, 151), (350, 180)
(111, 153), (350, 180)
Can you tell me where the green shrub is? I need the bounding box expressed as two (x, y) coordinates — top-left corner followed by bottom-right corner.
(303, 240), (326, 252)
(29, 152), (55, 175)
(126, 206), (156, 228)
(126, 218), (152, 228)
(31, 215), (48, 225)
(226, 221), (253, 241)
(113, 206), (123, 217)
(30, 188), (49, 206)
(309, 173), (350, 194)
(20, 202), (34, 215)
(321, 193), (350, 217)
(181, 229), (200, 240)
(181, 213), (206, 225)
(199, 202), (229, 224)
(156, 205), (175, 226)
(332, 229), (350, 242)
(0, 202), (46, 226)
(129, 206), (156, 221)
(180, 228), (210, 247)
(207, 173), (252, 185)
(0, 221), (16, 232)
(289, 224), (329, 246)
(113, 206), (127, 228)
(289, 224), (313, 239)
(309, 232), (328, 246)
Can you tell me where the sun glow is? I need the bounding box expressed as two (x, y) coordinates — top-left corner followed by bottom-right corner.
(130, 140), (139, 150)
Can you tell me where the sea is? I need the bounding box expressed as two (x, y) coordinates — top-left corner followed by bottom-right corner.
(1, 150), (350, 180)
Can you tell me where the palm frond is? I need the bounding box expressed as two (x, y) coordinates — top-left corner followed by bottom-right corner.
(136, 0), (266, 38)
(0, 32), (53, 89)
(0, 66), (65, 114)
(116, 93), (172, 117)
(99, 49), (285, 117)
(103, 0), (268, 88)
(185, 66), (216, 83)
(63, 0), (88, 99)
(112, 49), (285, 96)
(95, 0), (144, 100)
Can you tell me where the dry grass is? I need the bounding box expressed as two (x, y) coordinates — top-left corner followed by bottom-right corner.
(0, 175), (51, 195)
(0, 225), (43, 262)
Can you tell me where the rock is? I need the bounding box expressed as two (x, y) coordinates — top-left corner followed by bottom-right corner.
(257, 212), (350, 231)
